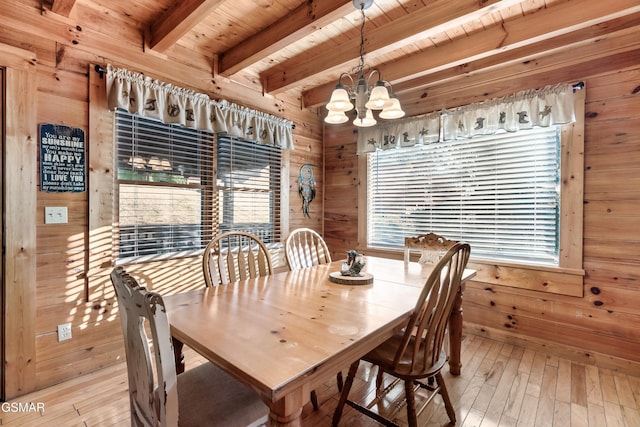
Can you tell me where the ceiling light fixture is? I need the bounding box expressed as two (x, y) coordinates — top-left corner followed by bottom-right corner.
(325, 0), (404, 127)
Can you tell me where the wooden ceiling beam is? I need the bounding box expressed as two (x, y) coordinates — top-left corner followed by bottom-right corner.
(392, 15), (640, 98)
(400, 39), (640, 117)
(51, 0), (76, 17)
(219, 0), (354, 77)
(261, 0), (529, 95)
(302, 0), (640, 108)
(149, 0), (226, 52)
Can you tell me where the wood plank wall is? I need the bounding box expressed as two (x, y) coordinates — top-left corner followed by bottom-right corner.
(0, 0), (323, 397)
(324, 67), (640, 374)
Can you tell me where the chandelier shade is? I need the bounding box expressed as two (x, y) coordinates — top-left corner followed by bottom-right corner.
(365, 82), (392, 110)
(353, 109), (377, 127)
(325, 109), (350, 124)
(324, 0), (404, 127)
(326, 85), (354, 112)
(379, 96), (405, 119)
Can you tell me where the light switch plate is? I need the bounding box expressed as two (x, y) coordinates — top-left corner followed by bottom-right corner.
(45, 206), (68, 224)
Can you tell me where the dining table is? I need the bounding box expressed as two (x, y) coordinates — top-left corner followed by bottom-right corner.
(165, 255), (476, 427)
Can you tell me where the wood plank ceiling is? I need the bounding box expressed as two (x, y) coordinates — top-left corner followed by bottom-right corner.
(51, 0), (640, 118)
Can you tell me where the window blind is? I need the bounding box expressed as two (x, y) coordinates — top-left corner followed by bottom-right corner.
(216, 137), (282, 244)
(115, 110), (215, 261)
(367, 126), (560, 265)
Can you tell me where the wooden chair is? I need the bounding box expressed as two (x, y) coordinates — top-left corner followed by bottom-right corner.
(284, 227), (335, 410)
(110, 266), (269, 427)
(404, 232), (457, 265)
(332, 242), (471, 427)
(285, 227), (332, 269)
(202, 231), (273, 287)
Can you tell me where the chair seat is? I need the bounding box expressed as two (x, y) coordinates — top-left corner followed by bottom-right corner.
(363, 334), (448, 380)
(177, 362), (268, 427)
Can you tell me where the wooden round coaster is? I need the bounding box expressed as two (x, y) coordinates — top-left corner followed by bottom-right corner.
(328, 271), (374, 285)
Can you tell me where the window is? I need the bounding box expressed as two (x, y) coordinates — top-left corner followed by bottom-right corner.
(216, 136), (282, 244)
(115, 111), (215, 261)
(115, 111), (282, 262)
(367, 126), (561, 266)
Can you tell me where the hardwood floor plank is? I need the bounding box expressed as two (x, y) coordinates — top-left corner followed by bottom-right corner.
(534, 364), (557, 427)
(553, 401), (571, 426)
(517, 393), (539, 427)
(571, 401), (589, 426)
(525, 352), (547, 398)
(571, 363), (588, 407)
(519, 349), (536, 374)
(603, 400), (626, 427)
(621, 405), (640, 427)
(503, 371), (530, 421)
(601, 369), (621, 404)
(556, 358), (572, 403)
(613, 372), (637, 409)
(585, 364), (604, 405)
(484, 357), (520, 425)
(586, 402), (606, 427)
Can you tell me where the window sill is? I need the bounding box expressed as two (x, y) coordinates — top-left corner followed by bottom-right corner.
(361, 247), (584, 297)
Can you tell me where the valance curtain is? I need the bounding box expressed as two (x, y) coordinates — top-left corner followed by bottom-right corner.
(105, 64), (294, 150)
(357, 83), (575, 154)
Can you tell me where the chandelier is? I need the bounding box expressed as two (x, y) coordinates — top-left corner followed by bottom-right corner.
(325, 0), (404, 127)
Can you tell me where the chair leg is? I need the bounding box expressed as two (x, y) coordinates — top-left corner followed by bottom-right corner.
(332, 361), (360, 427)
(436, 372), (456, 424)
(404, 379), (418, 427)
(336, 371), (344, 392)
(375, 365), (384, 393)
(310, 390), (319, 411)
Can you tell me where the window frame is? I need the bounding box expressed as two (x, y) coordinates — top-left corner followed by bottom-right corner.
(357, 89), (585, 296)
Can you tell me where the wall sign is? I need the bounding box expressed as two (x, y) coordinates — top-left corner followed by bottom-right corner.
(39, 124), (86, 192)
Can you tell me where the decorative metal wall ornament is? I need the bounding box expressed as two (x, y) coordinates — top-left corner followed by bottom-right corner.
(298, 164), (316, 218)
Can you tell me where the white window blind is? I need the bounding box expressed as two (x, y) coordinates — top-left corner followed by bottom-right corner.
(216, 137), (282, 245)
(115, 113), (283, 262)
(367, 126), (561, 265)
(116, 110), (215, 261)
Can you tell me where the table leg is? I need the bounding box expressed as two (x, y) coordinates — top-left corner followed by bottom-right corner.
(267, 389), (305, 427)
(172, 337), (185, 374)
(448, 287), (463, 375)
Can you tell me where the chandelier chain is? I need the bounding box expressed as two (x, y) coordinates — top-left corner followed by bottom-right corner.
(357, 4), (366, 78)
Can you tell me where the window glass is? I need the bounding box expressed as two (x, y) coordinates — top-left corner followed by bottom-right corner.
(367, 126), (561, 265)
(217, 137), (282, 244)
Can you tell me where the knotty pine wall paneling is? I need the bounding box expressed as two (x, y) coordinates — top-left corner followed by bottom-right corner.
(2, 43), (38, 399)
(323, 67), (640, 374)
(0, 0), (322, 396)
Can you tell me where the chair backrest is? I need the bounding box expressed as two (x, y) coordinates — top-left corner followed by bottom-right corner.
(111, 266), (179, 427)
(285, 228), (332, 270)
(404, 232), (457, 265)
(202, 231), (273, 287)
(393, 242), (471, 375)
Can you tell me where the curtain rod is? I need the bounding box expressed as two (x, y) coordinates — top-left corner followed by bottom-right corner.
(94, 65), (295, 129)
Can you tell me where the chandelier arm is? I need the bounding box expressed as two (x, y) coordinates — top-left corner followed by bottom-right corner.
(338, 73), (356, 93)
(367, 69), (383, 85)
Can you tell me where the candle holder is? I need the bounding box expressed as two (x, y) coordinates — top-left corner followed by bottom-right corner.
(330, 250), (373, 285)
(341, 250), (366, 276)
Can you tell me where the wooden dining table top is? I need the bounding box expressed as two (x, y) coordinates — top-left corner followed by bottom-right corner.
(164, 256), (476, 426)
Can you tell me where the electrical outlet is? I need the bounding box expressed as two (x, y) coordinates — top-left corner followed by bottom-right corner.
(57, 323), (72, 342)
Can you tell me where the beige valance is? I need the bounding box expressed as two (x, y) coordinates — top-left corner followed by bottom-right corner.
(357, 83), (575, 154)
(106, 64), (294, 150)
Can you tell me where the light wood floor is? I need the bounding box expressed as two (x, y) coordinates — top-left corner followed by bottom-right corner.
(2, 333), (640, 426)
